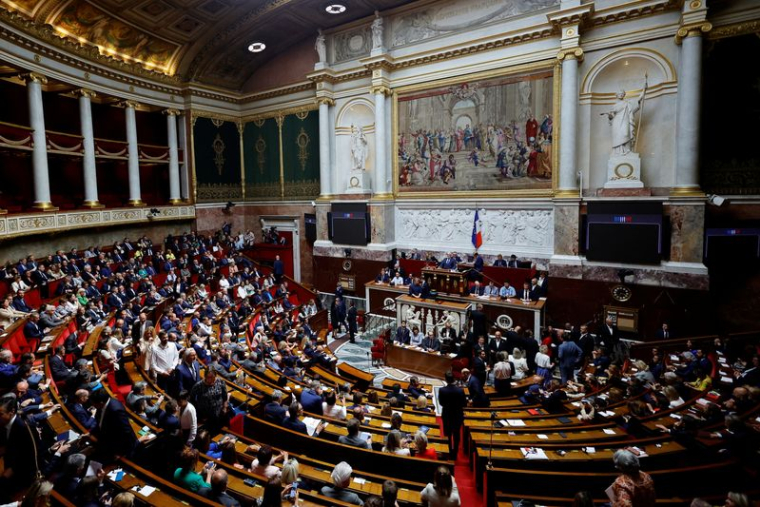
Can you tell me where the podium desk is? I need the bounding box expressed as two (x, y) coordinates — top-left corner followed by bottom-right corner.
(422, 267), (468, 296)
(385, 342), (454, 379)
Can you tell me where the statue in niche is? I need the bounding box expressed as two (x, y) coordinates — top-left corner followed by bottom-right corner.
(602, 78), (648, 156)
(315, 29), (326, 63)
(371, 11), (384, 50)
(350, 124), (368, 171)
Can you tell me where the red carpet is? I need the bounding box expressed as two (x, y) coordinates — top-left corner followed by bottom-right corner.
(437, 417), (484, 506)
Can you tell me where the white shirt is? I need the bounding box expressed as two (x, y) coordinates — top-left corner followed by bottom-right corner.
(390, 276), (405, 285)
(323, 402), (347, 421)
(421, 478), (461, 507)
(535, 352), (553, 369)
(150, 342), (179, 375)
(509, 356), (529, 380)
(410, 332), (424, 347)
(179, 402), (197, 445)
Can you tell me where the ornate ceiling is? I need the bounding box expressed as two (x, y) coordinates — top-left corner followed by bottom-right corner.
(0, 0), (417, 91)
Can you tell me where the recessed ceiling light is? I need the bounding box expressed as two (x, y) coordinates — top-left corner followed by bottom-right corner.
(325, 4), (346, 14)
(248, 42), (266, 53)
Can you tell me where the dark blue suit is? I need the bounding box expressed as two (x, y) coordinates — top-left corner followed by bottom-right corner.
(300, 389), (323, 416)
(264, 402), (287, 424)
(68, 402), (97, 431)
(176, 361), (201, 393)
(283, 416), (308, 434)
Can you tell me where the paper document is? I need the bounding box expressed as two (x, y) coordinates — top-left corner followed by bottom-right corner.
(85, 460), (103, 478)
(507, 419), (526, 427)
(603, 429), (616, 435)
(302, 417), (323, 436)
(520, 447), (548, 460)
(537, 434), (548, 440)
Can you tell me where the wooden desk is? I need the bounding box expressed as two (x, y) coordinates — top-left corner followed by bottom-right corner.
(395, 294), (470, 339)
(421, 267), (468, 296)
(385, 342), (454, 379)
(366, 283), (545, 337)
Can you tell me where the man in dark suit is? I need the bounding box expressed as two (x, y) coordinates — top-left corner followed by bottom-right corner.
(469, 281), (484, 296)
(131, 312), (153, 342)
(394, 321), (411, 345)
(264, 390), (288, 424)
(0, 396), (41, 494)
(438, 371), (466, 456)
(175, 348), (202, 395)
(655, 323), (671, 340)
(507, 255), (519, 268)
(23, 312), (45, 351)
(347, 302), (358, 343)
(463, 368), (490, 408)
(519, 282), (538, 302)
(472, 252), (484, 272)
(597, 317), (619, 349)
(273, 255), (285, 284)
(578, 324), (595, 359)
(30, 265), (51, 299)
(469, 303), (487, 339)
(200, 469), (241, 507)
(90, 388), (145, 462)
(488, 331), (510, 363)
(67, 388), (98, 431)
(493, 254), (508, 267)
(49, 345), (76, 383)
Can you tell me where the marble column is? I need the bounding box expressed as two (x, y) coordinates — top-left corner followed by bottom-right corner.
(373, 87), (389, 195)
(557, 49), (582, 197)
(165, 109), (181, 204)
(178, 114), (190, 201)
(124, 101), (144, 206)
(25, 73), (55, 210)
(318, 98), (333, 197)
(78, 89), (101, 208)
(673, 28), (709, 196)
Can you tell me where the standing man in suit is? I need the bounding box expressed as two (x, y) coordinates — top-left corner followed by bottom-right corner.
(558, 333), (583, 384)
(519, 282), (538, 302)
(462, 368), (490, 408)
(578, 324), (595, 359)
(597, 317), (621, 362)
(131, 312), (153, 342)
(273, 255), (285, 284)
(438, 371), (466, 456)
(535, 272), (548, 297)
(176, 348), (202, 396)
(0, 396), (42, 496)
(656, 323), (671, 340)
(347, 302), (358, 343)
(89, 388), (146, 462)
(470, 303), (487, 339)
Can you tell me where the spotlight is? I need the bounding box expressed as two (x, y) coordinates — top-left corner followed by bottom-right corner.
(706, 194), (726, 207)
(247, 42), (266, 53)
(325, 4), (346, 14)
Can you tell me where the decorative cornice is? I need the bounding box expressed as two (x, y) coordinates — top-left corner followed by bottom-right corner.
(675, 21), (712, 44)
(557, 47), (584, 62)
(239, 82), (315, 103)
(547, 4), (595, 30)
(588, 0), (680, 28)
(190, 110), (239, 124)
(0, 9), (180, 83)
(707, 19), (759, 40)
(242, 103), (318, 123)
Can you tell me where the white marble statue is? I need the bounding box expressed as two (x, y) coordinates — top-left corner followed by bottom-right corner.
(350, 125), (368, 171)
(603, 80), (648, 156)
(371, 11), (384, 50)
(315, 29), (326, 63)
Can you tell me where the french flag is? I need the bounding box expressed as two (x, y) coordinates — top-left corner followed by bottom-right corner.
(472, 210), (483, 249)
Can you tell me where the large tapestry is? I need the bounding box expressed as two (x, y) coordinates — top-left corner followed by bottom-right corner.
(193, 117), (242, 202)
(396, 69), (554, 194)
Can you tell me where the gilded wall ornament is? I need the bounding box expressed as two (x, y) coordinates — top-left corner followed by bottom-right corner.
(255, 135), (267, 174)
(296, 128), (310, 172)
(213, 134), (226, 175)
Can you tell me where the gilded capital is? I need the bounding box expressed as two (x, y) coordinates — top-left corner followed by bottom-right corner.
(370, 85), (392, 96)
(124, 100), (140, 109)
(19, 72), (48, 85)
(163, 108), (181, 116)
(75, 88), (97, 99)
(557, 47), (584, 62)
(675, 21), (712, 44)
(316, 97), (335, 107)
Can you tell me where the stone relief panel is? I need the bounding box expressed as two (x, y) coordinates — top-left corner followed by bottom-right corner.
(395, 207), (554, 255)
(390, 0), (558, 48)
(332, 26), (371, 63)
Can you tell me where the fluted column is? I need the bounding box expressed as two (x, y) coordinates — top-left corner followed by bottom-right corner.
(165, 109), (181, 204)
(317, 97), (334, 197)
(556, 49), (582, 197)
(77, 89), (102, 208)
(672, 23), (711, 196)
(124, 101), (144, 206)
(23, 73), (55, 210)
(372, 86), (390, 195)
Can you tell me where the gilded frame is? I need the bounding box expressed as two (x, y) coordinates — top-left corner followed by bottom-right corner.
(391, 59), (560, 199)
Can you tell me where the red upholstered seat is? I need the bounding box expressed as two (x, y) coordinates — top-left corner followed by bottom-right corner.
(371, 338), (385, 365)
(452, 358), (469, 380)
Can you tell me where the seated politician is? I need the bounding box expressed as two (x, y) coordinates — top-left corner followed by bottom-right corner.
(421, 331), (441, 353)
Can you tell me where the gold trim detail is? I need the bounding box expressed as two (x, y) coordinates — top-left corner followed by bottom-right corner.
(243, 104), (318, 123)
(708, 20), (760, 41)
(670, 187), (705, 197)
(82, 201), (104, 209)
(296, 128), (310, 172)
(675, 22), (712, 44)
(370, 85), (392, 96)
(557, 48), (584, 62)
(163, 109), (180, 116)
(168, 198), (183, 205)
(276, 115), (285, 199)
(18, 72), (47, 84)
(554, 189), (580, 198)
(74, 88), (96, 99)
(32, 201), (57, 211)
(316, 97), (335, 107)
(127, 199), (146, 207)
